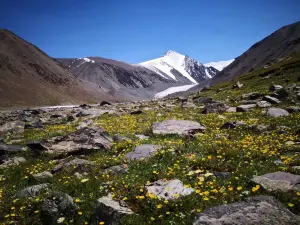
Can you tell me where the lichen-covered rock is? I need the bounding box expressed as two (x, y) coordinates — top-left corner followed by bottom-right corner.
(125, 144), (161, 161)
(193, 195), (300, 225)
(252, 172), (300, 192)
(202, 102), (228, 114)
(146, 179), (194, 200)
(0, 156), (26, 168)
(105, 165), (128, 176)
(256, 101), (272, 108)
(17, 183), (49, 197)
(51, 158), (94, 174)
(0, 121), (25, 139)
(91, 194), (133, 225)
(32, 171), (53, 182)
(152, 120), (206, 135)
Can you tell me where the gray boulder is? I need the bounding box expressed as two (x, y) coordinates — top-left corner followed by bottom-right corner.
(202, 102), (228, 114)
(125, 144), (161, 161)
(236, 104), (256, 112)
(105, 165), (128, 176)
(263, 95), (281, 104)
(242, 92), (261, 100)
(45, 126), (113, 155)
(193, 97), (213, 105)
(146, 179), (194, 200)
(32, 171), (53, 182)
(17, 183), (49, 197)
(269, 84), (283, 91)
(91, 194), (133, 225)
(226, 107), (237, 112)
(152, 120), (206, 135)
(193, 195), (300, 225)
(257, 101), (272, 108)
(51, 158), (94, 174)
(41, 192), (76, 225)
(0, 121), (25, 139)
(267, 108), (289, 118)
(252, 171), (300, 192)
(0, 156), (26, 168)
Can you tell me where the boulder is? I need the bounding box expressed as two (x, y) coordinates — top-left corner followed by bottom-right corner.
(220, 121), (245, 129)
(263, 95), (281, 104)
(226, 107), (237, 112)
(100, 101), (112, 106)
(24, 120), (44, 129)
(266, 108), (289, 118)
(276, 89), (289, 99)
(91, 194), (133, 225)
(17, 183), (49, 197)
(152, 120), (206, 135)
(105, 165), (128, 176)
(44, 126), (113, 155)
(242, 92), (262, 100)
(252, 172), (300, 192)
(41, 192), (77, 225)
(125, 144), (161, 161)
(193, 97), (213, 104)
(269, 84), (283, 91)
(135, 134), (149, 140)
(130, 110), (143, 115)
(0, 121), (25, 139)
(202, 102), (228, 114)
(232, 81), (243, 89)
(27, 141), (48, 154)
(0, 156), (26, 168)
(51, 158), (94, 174)
(193, 195), (300, 225)
(236, 104), (256, 112)
(0, 143), (25, 154)
(113, 134), (130, 142)
(32, 171), (53, 182)
(286, 106), (300, 113)
(146, 179), (194, 200)
(76, 119), (93, 130)
(257, 101), (272, 108)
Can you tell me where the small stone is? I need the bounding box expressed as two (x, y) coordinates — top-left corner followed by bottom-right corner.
(146, 179), (194, 200)
(135, 134), (149, 140)
(226, 107), (237, 112)
(202, 102), (228, 114)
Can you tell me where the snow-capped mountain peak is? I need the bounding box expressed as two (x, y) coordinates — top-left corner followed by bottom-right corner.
(204, 59), (235, 71)
(140, 50), (217, 84)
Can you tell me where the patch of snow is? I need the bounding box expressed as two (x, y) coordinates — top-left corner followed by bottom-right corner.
(83, 57), (95, 63)
(154, 84), (197, 99)
(205, 68), (212, 79)
(204, 59), (234, 71)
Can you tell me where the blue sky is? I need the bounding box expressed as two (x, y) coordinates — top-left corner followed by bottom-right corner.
(1, 0), (299, 63)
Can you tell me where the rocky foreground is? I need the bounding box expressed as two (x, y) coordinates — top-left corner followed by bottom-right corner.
(1, 62), (300, 225)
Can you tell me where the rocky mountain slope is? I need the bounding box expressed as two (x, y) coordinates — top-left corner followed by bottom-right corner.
(0, 29), (117, 108)
(213, 21), (300, 84)
(58, 57), (180, 101)
(0, 53), (299, 224)
(140, 50), (218, 84)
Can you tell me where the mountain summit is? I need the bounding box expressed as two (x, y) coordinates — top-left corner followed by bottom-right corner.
(140, 51), (218, 84)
